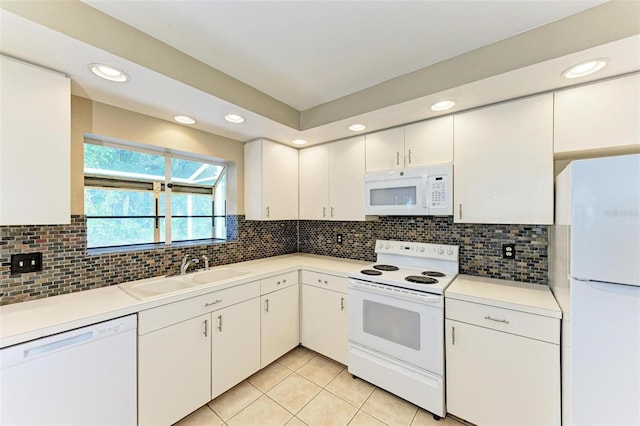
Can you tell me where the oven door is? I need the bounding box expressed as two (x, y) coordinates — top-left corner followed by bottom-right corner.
(348, 279), (444, 374)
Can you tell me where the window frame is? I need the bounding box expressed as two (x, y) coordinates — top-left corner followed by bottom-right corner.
(84, 139), (226, 250)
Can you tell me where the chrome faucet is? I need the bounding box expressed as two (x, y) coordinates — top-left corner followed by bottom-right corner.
(180, 255), (200, 275)
(202, 255), (210, 270)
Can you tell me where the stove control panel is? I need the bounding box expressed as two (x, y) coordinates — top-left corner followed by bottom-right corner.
(375, 240), (459, 261)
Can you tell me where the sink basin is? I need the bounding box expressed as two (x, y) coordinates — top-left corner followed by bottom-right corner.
(190, 268), (250, 284)
(119, 277), (192, 300)
(119, 268), (252, 300)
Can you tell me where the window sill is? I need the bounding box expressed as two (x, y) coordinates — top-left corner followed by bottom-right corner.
(87, 238), (230, 256)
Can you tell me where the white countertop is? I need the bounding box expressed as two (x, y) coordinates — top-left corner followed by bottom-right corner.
(446, 274), (562, 319)
(0, 254), (368, 348)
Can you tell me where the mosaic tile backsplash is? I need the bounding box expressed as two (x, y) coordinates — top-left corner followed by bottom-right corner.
(1, 215), (548, 306)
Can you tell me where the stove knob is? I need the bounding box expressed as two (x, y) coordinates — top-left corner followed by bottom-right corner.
(447, 248), (454, 256)
(438, 248), (444, 255)
(377, 242), (384, 249)
(385, 243), (390, 250)
(418, 246), (425, 253)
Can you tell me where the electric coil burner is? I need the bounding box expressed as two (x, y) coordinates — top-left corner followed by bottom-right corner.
(404, 275), (439, 284)
(360, 269), (382, 276)
(372, 264), (399, 271)
(422, 271), (446, 277)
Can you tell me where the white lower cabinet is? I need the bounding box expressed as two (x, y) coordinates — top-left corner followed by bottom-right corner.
(300, 271), (349, 365)
(445, 278), (561, 426)
(211, 298), (261, 399)
(138, 314), (211, 426)
(261, 283), (300, 367)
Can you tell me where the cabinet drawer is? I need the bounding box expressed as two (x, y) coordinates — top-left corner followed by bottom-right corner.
(446, 299), (559, 344)
(139, 281), (260, 335)
(301, 270), (348, 294)
(260, 271), (298, 294)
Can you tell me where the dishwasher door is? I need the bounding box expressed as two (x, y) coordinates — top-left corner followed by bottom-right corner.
(1, 314), (137, 426)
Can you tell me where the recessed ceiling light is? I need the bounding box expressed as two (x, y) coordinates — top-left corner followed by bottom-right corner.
(563, 59), (607, 79)
(224, 114), (245, 124)
(174, 115), (196, 125)
(88, 63), (129, 82)
(430, 100), (456, 111)
(292, 139), (307, 145)
(348, 124), (366, 132)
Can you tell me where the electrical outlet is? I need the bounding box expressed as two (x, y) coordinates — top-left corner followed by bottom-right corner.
(336, 234), (343, 244)
(502, 244), (516, 260)
(11, 252), (43, 275)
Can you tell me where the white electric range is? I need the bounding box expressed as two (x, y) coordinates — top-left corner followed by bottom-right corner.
(347, 239), (459, 419)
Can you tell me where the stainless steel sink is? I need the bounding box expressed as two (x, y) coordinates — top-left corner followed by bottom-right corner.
(119, 268), (252, 300)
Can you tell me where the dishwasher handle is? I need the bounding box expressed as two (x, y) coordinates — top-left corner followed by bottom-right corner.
(25, 332), (93, 359)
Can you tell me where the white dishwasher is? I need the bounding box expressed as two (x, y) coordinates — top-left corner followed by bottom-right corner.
(1, 314), (137, 426)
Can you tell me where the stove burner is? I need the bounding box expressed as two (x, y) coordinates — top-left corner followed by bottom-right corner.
(360, 269), (383, 276)
(422, 271), (446, 277)
(405, 275), (439, 284)
(373, 264), (399, 271)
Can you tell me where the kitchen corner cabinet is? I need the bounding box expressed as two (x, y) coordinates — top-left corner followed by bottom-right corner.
(453, 94), (553, 224)
(0, 56), (70, 225)
(244, 139), (298, 220)
(300, 270), (349, 365)
(299, 136), (366, 221)
(137, 281), (261, 425)
(445, 276), (561, 426)
(554, 73), (640, 154)
(364, 116), (453, 172)
(260, 272), (300, 367)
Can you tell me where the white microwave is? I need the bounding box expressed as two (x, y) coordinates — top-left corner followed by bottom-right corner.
(364, 164), (453, 216)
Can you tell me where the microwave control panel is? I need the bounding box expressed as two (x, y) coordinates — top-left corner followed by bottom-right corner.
(426, 166), (453, 216)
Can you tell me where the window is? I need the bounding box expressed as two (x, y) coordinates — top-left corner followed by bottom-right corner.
(84, 141), (226, 249)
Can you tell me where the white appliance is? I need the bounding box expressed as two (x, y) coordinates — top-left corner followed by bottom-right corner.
(348, 240), (459, 419)
(550, 154), (640, 426)
(1, 315), (137, 426)
(364, 164), (453, 216)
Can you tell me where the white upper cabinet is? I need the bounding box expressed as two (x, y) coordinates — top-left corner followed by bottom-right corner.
(365, 116), (454, 172)
(299, 136), (366, 221)
(404, 116), (454, 167)
(453, 94), (554, 224)
(0, 56), (70, 225)
(245, 139), (298, 220)
(554, 73), (640, 154)
(365, 127), (405, 172)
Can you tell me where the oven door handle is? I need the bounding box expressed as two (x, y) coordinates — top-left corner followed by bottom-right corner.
(348, 279), (443, 305)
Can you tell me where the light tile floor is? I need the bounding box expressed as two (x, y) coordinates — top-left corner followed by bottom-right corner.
(173, 346), (469, 426)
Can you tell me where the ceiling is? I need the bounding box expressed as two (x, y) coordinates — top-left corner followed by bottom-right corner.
(1, 1), (639, 148)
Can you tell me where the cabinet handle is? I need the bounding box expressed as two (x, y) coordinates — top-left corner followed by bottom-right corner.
(323, 206), (326, 218)
(340, 297), (345, 311)
(205, 299), (222, 307)
(217, 315), (223, 331)
(203, 319), (208, 337)
(458, 203), (462, 220)
(484, 315), (509, 324)
(408, 149), (412, 164)
(396, 151), (400, 165)
(452, 326), (455, 345)
(331, 207), (335, 218)
(265, 299), (269, 312)
(266, 206), (270, 218)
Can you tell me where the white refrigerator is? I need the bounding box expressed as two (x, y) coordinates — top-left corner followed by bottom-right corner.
(550, 154), (640, 426)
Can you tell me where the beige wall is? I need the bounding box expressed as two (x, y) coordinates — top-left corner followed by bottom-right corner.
(70, 96), (244, 215)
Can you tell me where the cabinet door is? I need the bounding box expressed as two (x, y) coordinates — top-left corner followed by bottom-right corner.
(211, 298), (261, 399)
(138, 314), (211, 426)
(404, 116), (453, 168)
(0, 56), (70, 225)
(446, 319), (560, 426)
(554, 74), (640, 154)
(261, 284), (300, 367)
(299, 145), (329, 220)
(453, 94), (553, 224)
(301, 284), (348, 365)
(365, 127), (405, 172)
(328, 136), (366, 221)
(262, 140), (299, 220)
